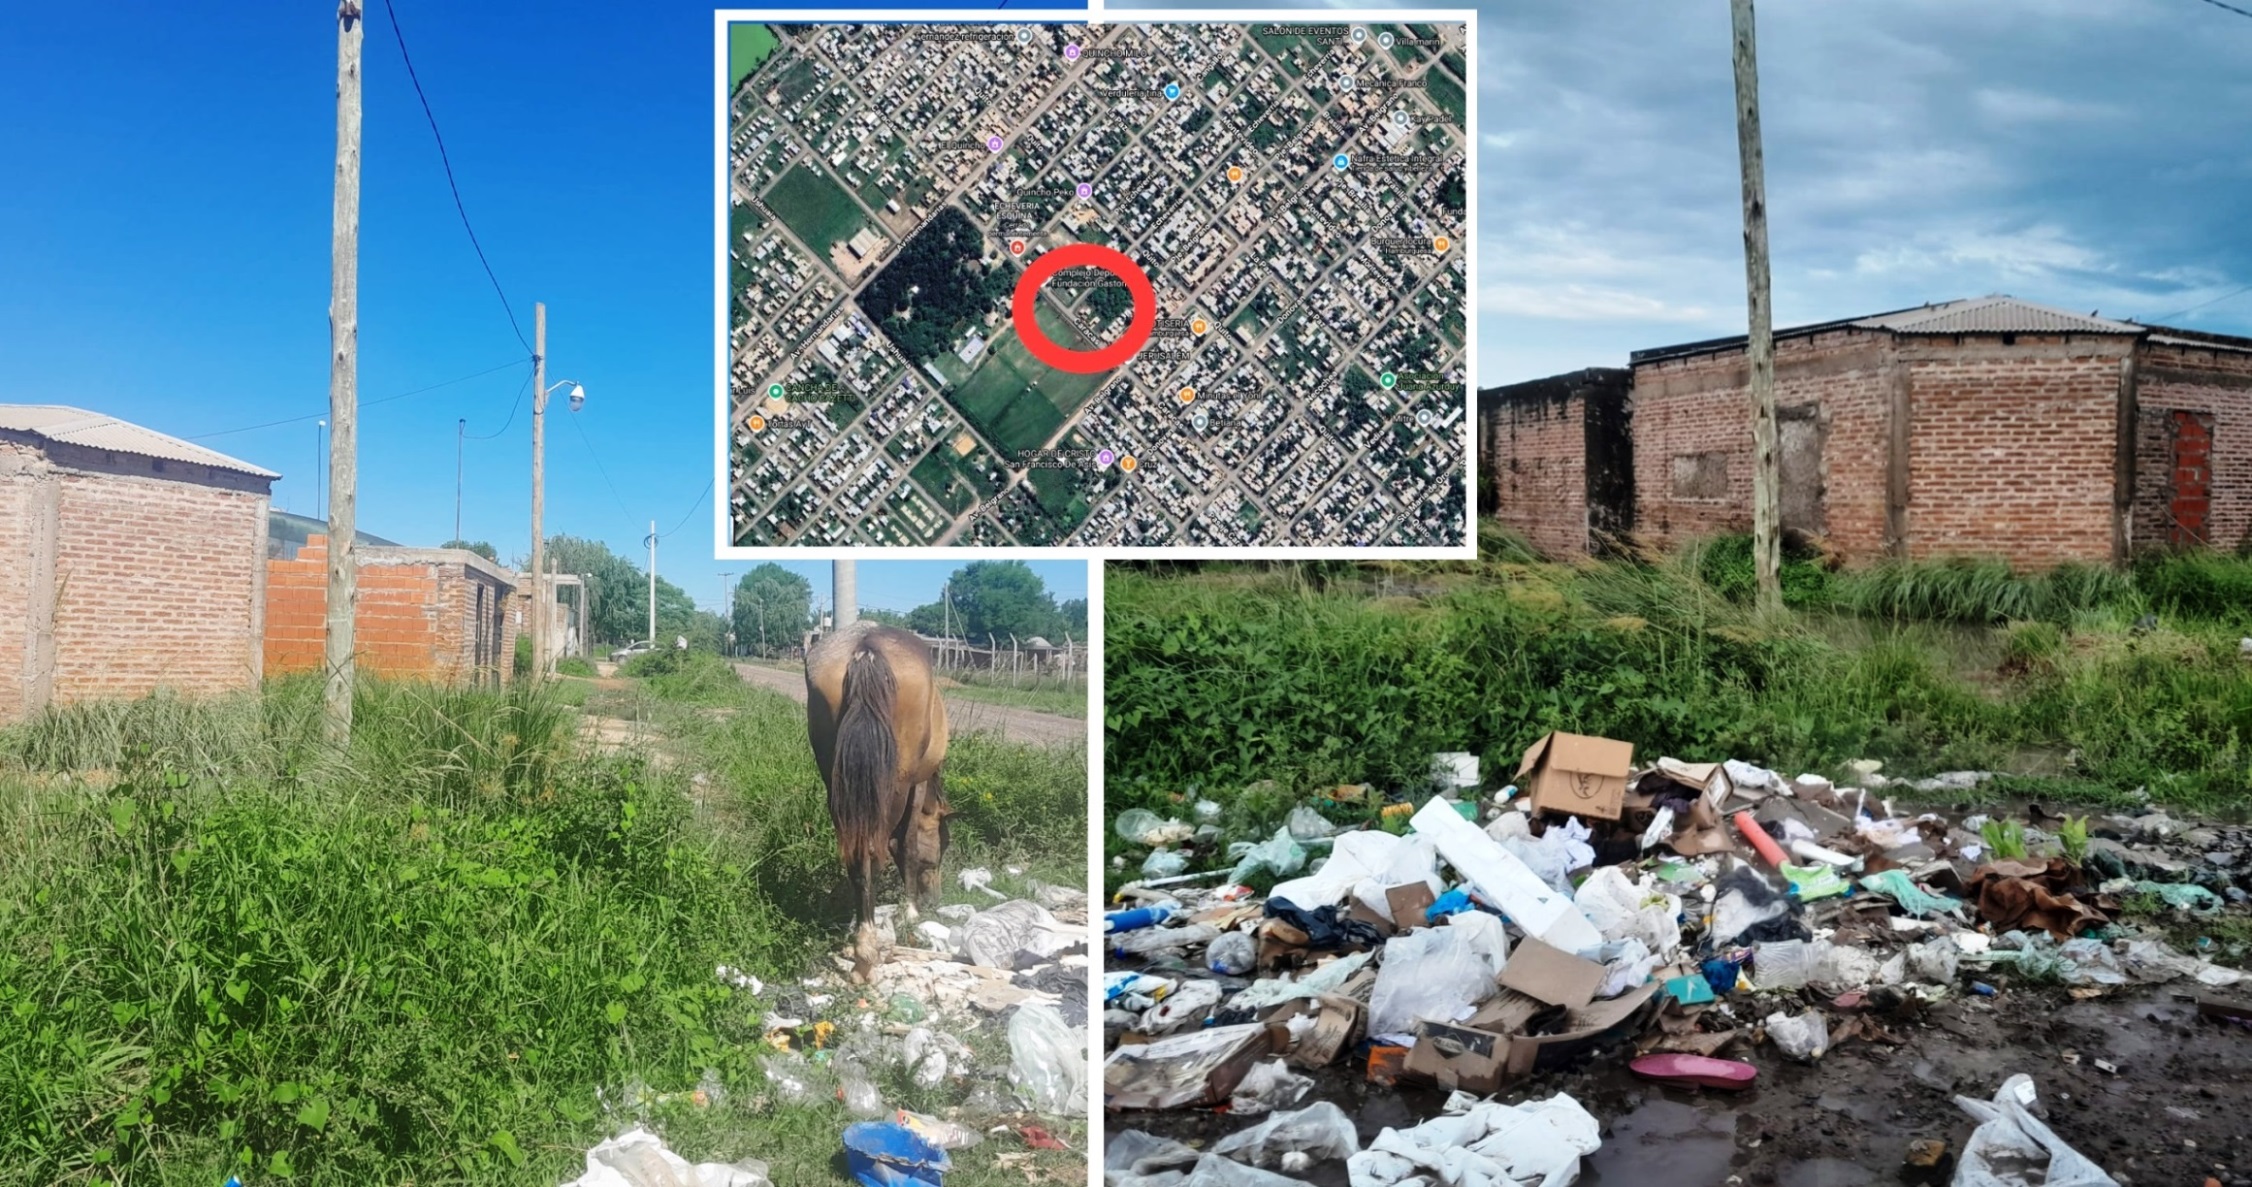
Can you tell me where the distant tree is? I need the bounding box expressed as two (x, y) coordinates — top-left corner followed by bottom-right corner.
(733, 563), (813, 655)
(948, 560), (1064, 643)
(1057, 597), (1087, 638)
(443, 539), (500, 562)
(860, 607), (912, 628)
(543, 536), (648, 646)
(906, 601), (948, 636)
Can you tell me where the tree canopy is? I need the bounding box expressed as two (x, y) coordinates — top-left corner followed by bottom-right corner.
(905, 560), (1080, 644)
(733, 563), (813, 655)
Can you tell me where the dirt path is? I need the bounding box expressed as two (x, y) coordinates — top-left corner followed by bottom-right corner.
(732, 662), (1085, 748)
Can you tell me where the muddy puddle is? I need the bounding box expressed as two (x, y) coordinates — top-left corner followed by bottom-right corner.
(1108, 987), (2252, 1185)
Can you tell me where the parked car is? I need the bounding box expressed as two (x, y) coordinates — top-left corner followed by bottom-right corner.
(608, 640), (655, 662)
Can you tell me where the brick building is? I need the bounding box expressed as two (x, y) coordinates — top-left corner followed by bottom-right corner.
(265, 535), (519, 687)
(0, 405), (276, 724)
(1482, 297), (2252, 567)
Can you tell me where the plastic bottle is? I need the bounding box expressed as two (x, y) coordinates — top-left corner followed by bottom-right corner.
(1104, 906), (1174, 934)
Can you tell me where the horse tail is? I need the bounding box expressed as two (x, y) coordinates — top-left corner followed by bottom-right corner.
(830, 641), (899, 870)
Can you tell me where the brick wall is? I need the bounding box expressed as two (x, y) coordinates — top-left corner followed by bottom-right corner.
(0, 439), (271, 721)
(1484, 386), (1591, 558)
(266, 537), (518, 685)
(2133, 339), (2252, 553)
(1896, 338), (2131, 568)
(1629, 329), (1892, 556)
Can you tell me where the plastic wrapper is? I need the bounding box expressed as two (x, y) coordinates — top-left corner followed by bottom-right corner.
(1597, 937), (1660, 999)
(1754, 939), (1820, 991)
(1575, 866), (1683, 956)
(1209, 1101), (1360, 1168)
(1142, 849), (1190, 878)
(958, 900), (1080, 969)
(1208, 931), (1257, 975)
(1366, 913), (1509, 1040)
(1107, 1131), (1201, 1187)
(1113, 923), (1220, 958)
(1497, 816), (1595, 898)
(1226, 1058), (1314, 1116)
(1855, 817), (1919, 850)
(1710, 867), (1793, 947)
(1182, 1154), (1311, 1187)
(1117, 810), (1193, 846)
(1008, 1002), (1087, 1116)
(1781, 863), (1847, 901)
(898, 1109), (983, 1151)
(1813, 943), (1886, 990)
(1287, 805), (1339, 840)
(1953, 1075), (2118, 1187)
(1907, 936), (1961, 985)
(1859, 870), (1964, 918)
(1345, 1092), (1601, 1187)
(1228, 827), (1309, 885)
(563, 1127), (771, 1187)
(1142, 979), (1224, 1033)
(840, 1070), (885, 1119)
(761, 1050), (829, 1107)
(1765, 1008), (1831, 1061)
(1228, 950), (1375, 1011)
(2134, 880), (2223, 913)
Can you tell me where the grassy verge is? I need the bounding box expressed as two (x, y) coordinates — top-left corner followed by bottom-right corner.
(1105, 539), (2252, 828)
(0, 668), (1087, 1186)
(942, 680), (1088, 720)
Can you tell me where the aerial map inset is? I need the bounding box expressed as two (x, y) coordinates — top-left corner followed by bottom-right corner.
(723, 17), (1472, 548)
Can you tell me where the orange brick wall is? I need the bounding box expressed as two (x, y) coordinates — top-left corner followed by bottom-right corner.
(265, 537), (517, 685)
(0, 440), (45, 723)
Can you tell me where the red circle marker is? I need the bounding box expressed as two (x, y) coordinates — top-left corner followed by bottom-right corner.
(1010, 243), (1155, 374)
(1009, 240), (1026, 256)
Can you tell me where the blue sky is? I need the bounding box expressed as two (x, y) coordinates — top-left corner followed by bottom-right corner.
(0, 0), (1078, 612)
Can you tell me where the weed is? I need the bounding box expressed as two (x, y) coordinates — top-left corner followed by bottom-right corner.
(557, 656), (598, 678)
(1979, 818), (2027, 860)
(2057, 815), (2090, 865)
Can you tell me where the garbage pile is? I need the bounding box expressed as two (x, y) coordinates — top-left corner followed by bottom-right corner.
(1104, 735), (2252, 1187)
(569, 871), (1092, 1187)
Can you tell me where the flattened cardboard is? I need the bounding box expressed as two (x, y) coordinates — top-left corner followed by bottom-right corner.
(1403, 1021), (1508, 1095)
(1496, 936), (1605, 1010)
(1502, 981), (1663, 1079)
(1640, 758), (1734, 811)
(1518, 731), (1635, 821)
(1384, 882), (1438, 928)
(1465, 988), (1559, 1035)
(1103, 1023), (1274, 1110)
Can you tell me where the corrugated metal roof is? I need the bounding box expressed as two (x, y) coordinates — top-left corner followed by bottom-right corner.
(1852, 296), (2141, 336)
(0, 404), (279, 478)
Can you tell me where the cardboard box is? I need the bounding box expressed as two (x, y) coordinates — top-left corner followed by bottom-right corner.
(1517, 731), (1635, 821)
(1404, 982), (1663, 1092)
(1496, 936), (1606, 1010)
(1384, 882), (1438, 929)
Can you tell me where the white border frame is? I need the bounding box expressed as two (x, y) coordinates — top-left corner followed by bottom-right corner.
(713, 7), (1479, 560)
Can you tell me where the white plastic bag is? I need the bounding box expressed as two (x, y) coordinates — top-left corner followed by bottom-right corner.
(1754, 939), (1822, 991)
(1226, 1059), (1314, 1116)
(1907, 936), (1960, 985)
(1574, 866), (1683, 957)
(1498, 817), (1594, 899)
(564, 1127), (771, 1187)
(1765, 1008), (1831, 1062)
(1229, 827), (1309, 885)
(1008, 1002), (1087, 1115)
(1210, 1101), (1360, 1167)
(1366, 914), (1509, 1040)
(1346, 1092), (1600, 1187)
(1953, 1075), (2118, 1187)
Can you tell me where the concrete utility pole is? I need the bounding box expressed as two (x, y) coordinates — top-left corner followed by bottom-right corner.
(454, 417), (465, 545)
(833, 559), (857, 629)
(646, 520), (658, 648)
(1731, 0), (1782, 614)
(322, 0), (364, 746)
(530, 302), (548, 680)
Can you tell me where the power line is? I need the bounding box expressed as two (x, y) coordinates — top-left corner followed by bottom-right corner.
(379, 0), (531, 354)
(657, 478), (715, 539)
(568, 409), (638, 527)
(2147, 282), (2252, 324)
(2190, 0), (2252, 19)
(186, 358), (524, 440)
(462, 366), (534, 440)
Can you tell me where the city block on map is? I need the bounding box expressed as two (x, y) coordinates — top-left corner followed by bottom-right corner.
(724, 18), (1471, 548)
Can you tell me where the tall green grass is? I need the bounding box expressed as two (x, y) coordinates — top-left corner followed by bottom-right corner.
(0, 670), (1087, 1186)
(1106, 553), (2252, 815)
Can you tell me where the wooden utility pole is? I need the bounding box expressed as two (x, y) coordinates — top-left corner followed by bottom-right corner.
(530, 302), (548, 680)
(323, 0), (364, 745)
(1731, 0), (1782, 614)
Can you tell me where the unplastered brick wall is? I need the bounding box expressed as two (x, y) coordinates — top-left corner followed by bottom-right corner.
(1484, 389), (1591, 558)
(1629, 329), (1891, 556)
(2133, 339), (2252, 553)
(266, 537), (518, 685)
(2, 440), (270, 721)
(1897, 337), (2129, 568)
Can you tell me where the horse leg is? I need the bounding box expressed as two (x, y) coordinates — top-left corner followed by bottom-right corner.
(848, 848), (882, 983)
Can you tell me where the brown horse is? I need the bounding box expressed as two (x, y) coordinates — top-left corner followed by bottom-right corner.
(805, 620), (952, 981)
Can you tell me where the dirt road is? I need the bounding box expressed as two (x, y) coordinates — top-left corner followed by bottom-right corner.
(731, 662), (1085, 748)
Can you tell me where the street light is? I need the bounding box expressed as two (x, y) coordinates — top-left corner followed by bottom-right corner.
(528, 299), (588, 683)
